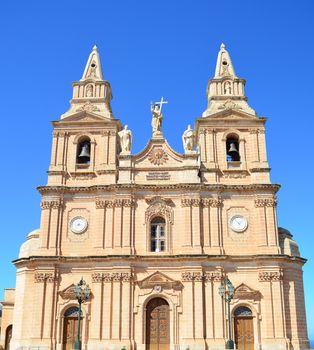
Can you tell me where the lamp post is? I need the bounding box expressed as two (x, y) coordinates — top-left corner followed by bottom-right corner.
(74, 277), (91, 350)
(218, 276), (235, 349)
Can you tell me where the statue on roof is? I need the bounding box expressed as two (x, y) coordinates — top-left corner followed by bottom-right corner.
(182, 125), (195, 153)
(118, 125), (132, 154)
(151, 97), (168, 136)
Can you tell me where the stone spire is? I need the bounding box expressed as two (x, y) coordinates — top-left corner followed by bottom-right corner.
(214, 43), (237, 78)
(202, 43), (256, 117)
(61, 46), (113, 119)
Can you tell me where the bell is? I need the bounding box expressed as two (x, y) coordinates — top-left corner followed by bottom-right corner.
(78, 144), (90, 163)
(227, 142), (240, 161)
(79, 144), (90, 158)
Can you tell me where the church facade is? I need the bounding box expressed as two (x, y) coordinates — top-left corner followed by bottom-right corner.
(0, 45), (310, 350)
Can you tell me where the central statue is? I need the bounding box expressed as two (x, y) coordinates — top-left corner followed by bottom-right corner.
(151, 97), (168, 136)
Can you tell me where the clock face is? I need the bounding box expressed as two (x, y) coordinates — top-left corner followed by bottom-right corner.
(70, 217), (88, 234)
(229, 215), (248, 233)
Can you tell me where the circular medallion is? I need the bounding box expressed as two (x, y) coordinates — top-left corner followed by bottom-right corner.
(70, 216), (88, 234)
(229, 215), (248, 233)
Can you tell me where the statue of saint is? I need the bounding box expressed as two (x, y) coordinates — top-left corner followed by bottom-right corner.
(150, 97), (168, 135)
(151, 104), (163, 134)
(182, 125), (195, 152)
(118, 125), (132, 154)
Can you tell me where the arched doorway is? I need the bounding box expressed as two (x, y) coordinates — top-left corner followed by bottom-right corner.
(234, 306), (254, 350)
(146, 298), (170, 350)
(62, 306), (83, 350)
(5, 325), (12, 350)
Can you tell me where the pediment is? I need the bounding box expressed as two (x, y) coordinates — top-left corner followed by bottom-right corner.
(204, 108), (259, 121)
(133, 137), (185, 168)
(234, 283), (261, 300)
(59, 284), (76, 300)
(138, 271), (183, 290)
(57, 110), (114, 123)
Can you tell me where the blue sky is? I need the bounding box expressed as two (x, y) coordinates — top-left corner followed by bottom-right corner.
(0, 0), (313, 340)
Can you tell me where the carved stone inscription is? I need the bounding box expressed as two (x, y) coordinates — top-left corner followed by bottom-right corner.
(146, 172), (171, 181)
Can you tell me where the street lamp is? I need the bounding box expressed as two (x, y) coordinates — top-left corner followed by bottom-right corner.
(74, 277), (91, 350)
(218, 276), (235, 349)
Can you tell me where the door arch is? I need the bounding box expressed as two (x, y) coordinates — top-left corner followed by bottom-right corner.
(234, 306), (254, 350)
(146, 298), (170, 350)
(62, 306), (83, 350)
(5, 325), (12, 350)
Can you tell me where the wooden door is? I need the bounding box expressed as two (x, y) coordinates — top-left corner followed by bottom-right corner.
(5, 325), (12, 350)
(146, 298), (170, 350)
(62, 317), (82, 350)
(234, 317), (254, 350)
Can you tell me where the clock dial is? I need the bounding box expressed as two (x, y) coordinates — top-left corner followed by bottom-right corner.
(70, 217), (88, 234)
(230, 215), (248, 233)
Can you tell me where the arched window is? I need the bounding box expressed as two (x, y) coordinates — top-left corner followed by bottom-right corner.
(150, 217), (166, 252)
(226, 135), (240, 162)
(234, 306), (252, 317)
(76, 137), (91, 165)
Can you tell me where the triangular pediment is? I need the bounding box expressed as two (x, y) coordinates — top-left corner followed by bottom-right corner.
(234, 283), (261, 300)
(138, 271), (183, 290)
(59, 284), (76, 300)
(57, 110), (113, 123)
(204, 108), (259, 120)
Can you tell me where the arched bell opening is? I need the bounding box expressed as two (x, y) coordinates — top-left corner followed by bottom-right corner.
(226, 135), (240, 162)
(76, 137), (91, 165)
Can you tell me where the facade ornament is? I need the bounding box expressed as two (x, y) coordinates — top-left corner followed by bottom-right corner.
(193, 272), (203, 281)
(258, 271), (283, 282)
(118, 125), (132, 154)
(145, 201), (174, 225)
(85, 84), (94, 97)
(151, 97), (168, 136)
(148, 148), (168, 165)
(181, 272), (194, 282)
(218, 99), (242, 111)
(204, 272), (223, 282)
(92, 273), (104, 283)
(34, 272), (56, 283)
(254, 198), (277, 208)
(182, 125), (196, 153)
(76, 101), (100, 112)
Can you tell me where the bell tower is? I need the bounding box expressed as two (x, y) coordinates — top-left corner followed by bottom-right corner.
(196, 44), (270, 184)
(47, 46), (121, 186)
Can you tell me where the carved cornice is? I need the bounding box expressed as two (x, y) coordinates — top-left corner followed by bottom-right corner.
(34, 272), (56, 283)
(38, 183), (281, 195)
(40, 199), (63, 210)
(204, 272), (223, 282)
(258, 271), (283, 282)
(92, 272), (131, 283)
(181, 272), (205, 282)
(95, 198), (135, 209)
(255, 198), (277, 208)
(182, 197), (223, 208)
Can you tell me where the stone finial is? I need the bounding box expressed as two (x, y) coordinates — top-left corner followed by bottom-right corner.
(214, 43), (237, 78)
(81, 45), (104, 81)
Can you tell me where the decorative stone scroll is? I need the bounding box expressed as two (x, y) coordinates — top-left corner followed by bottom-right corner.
(145, 199), (174, 225)
(92, 272), (132, 283)
(41, 199), (63, 210)
(204, 272), (223, 282)
(182, 197), (223, 208)
(249, 128), (265, 135)
(34, 272), (56, 283)
(254, 198), (277, 208)
(76, 101), (100, 112)
(258, 271), (283, 282)
(218, 99), (242, 111)
(95, 198), (135, 209)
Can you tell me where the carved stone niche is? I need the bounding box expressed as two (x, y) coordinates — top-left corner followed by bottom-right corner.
(234, 283), (261, 301)
(137, 271), (183, 291)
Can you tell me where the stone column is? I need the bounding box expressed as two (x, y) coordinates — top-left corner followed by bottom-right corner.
(91, 273), (104, 340)
(123, 199), (134, 252)
(111, 273), (122, 339)
(43, 274), (56, 339)
(40, 201), (52, 249)
(210, 198), (223, 254)
(105, 201), (114, 249)
(121, 273), (132, 341)
(249, 129), (260, 164)
(199, 129), (207, 163)
(193, 272), (204, 340)
(239, 138), (247, 168)
(56, 132), (66, 167)
(114, 200), (123, 248)
(50, 131), (58, 167)
(202, 200), (211, 248)
(212, 273), (225, 340)
(257, 129), (268, 165)
(181, 199), (192, 248)
(181, 272), (194, 340)
(191, 199), (202, 250)
(102, 273), (112, 340)
(49, 199), (63, 253)
(95, 200), (106, 248)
